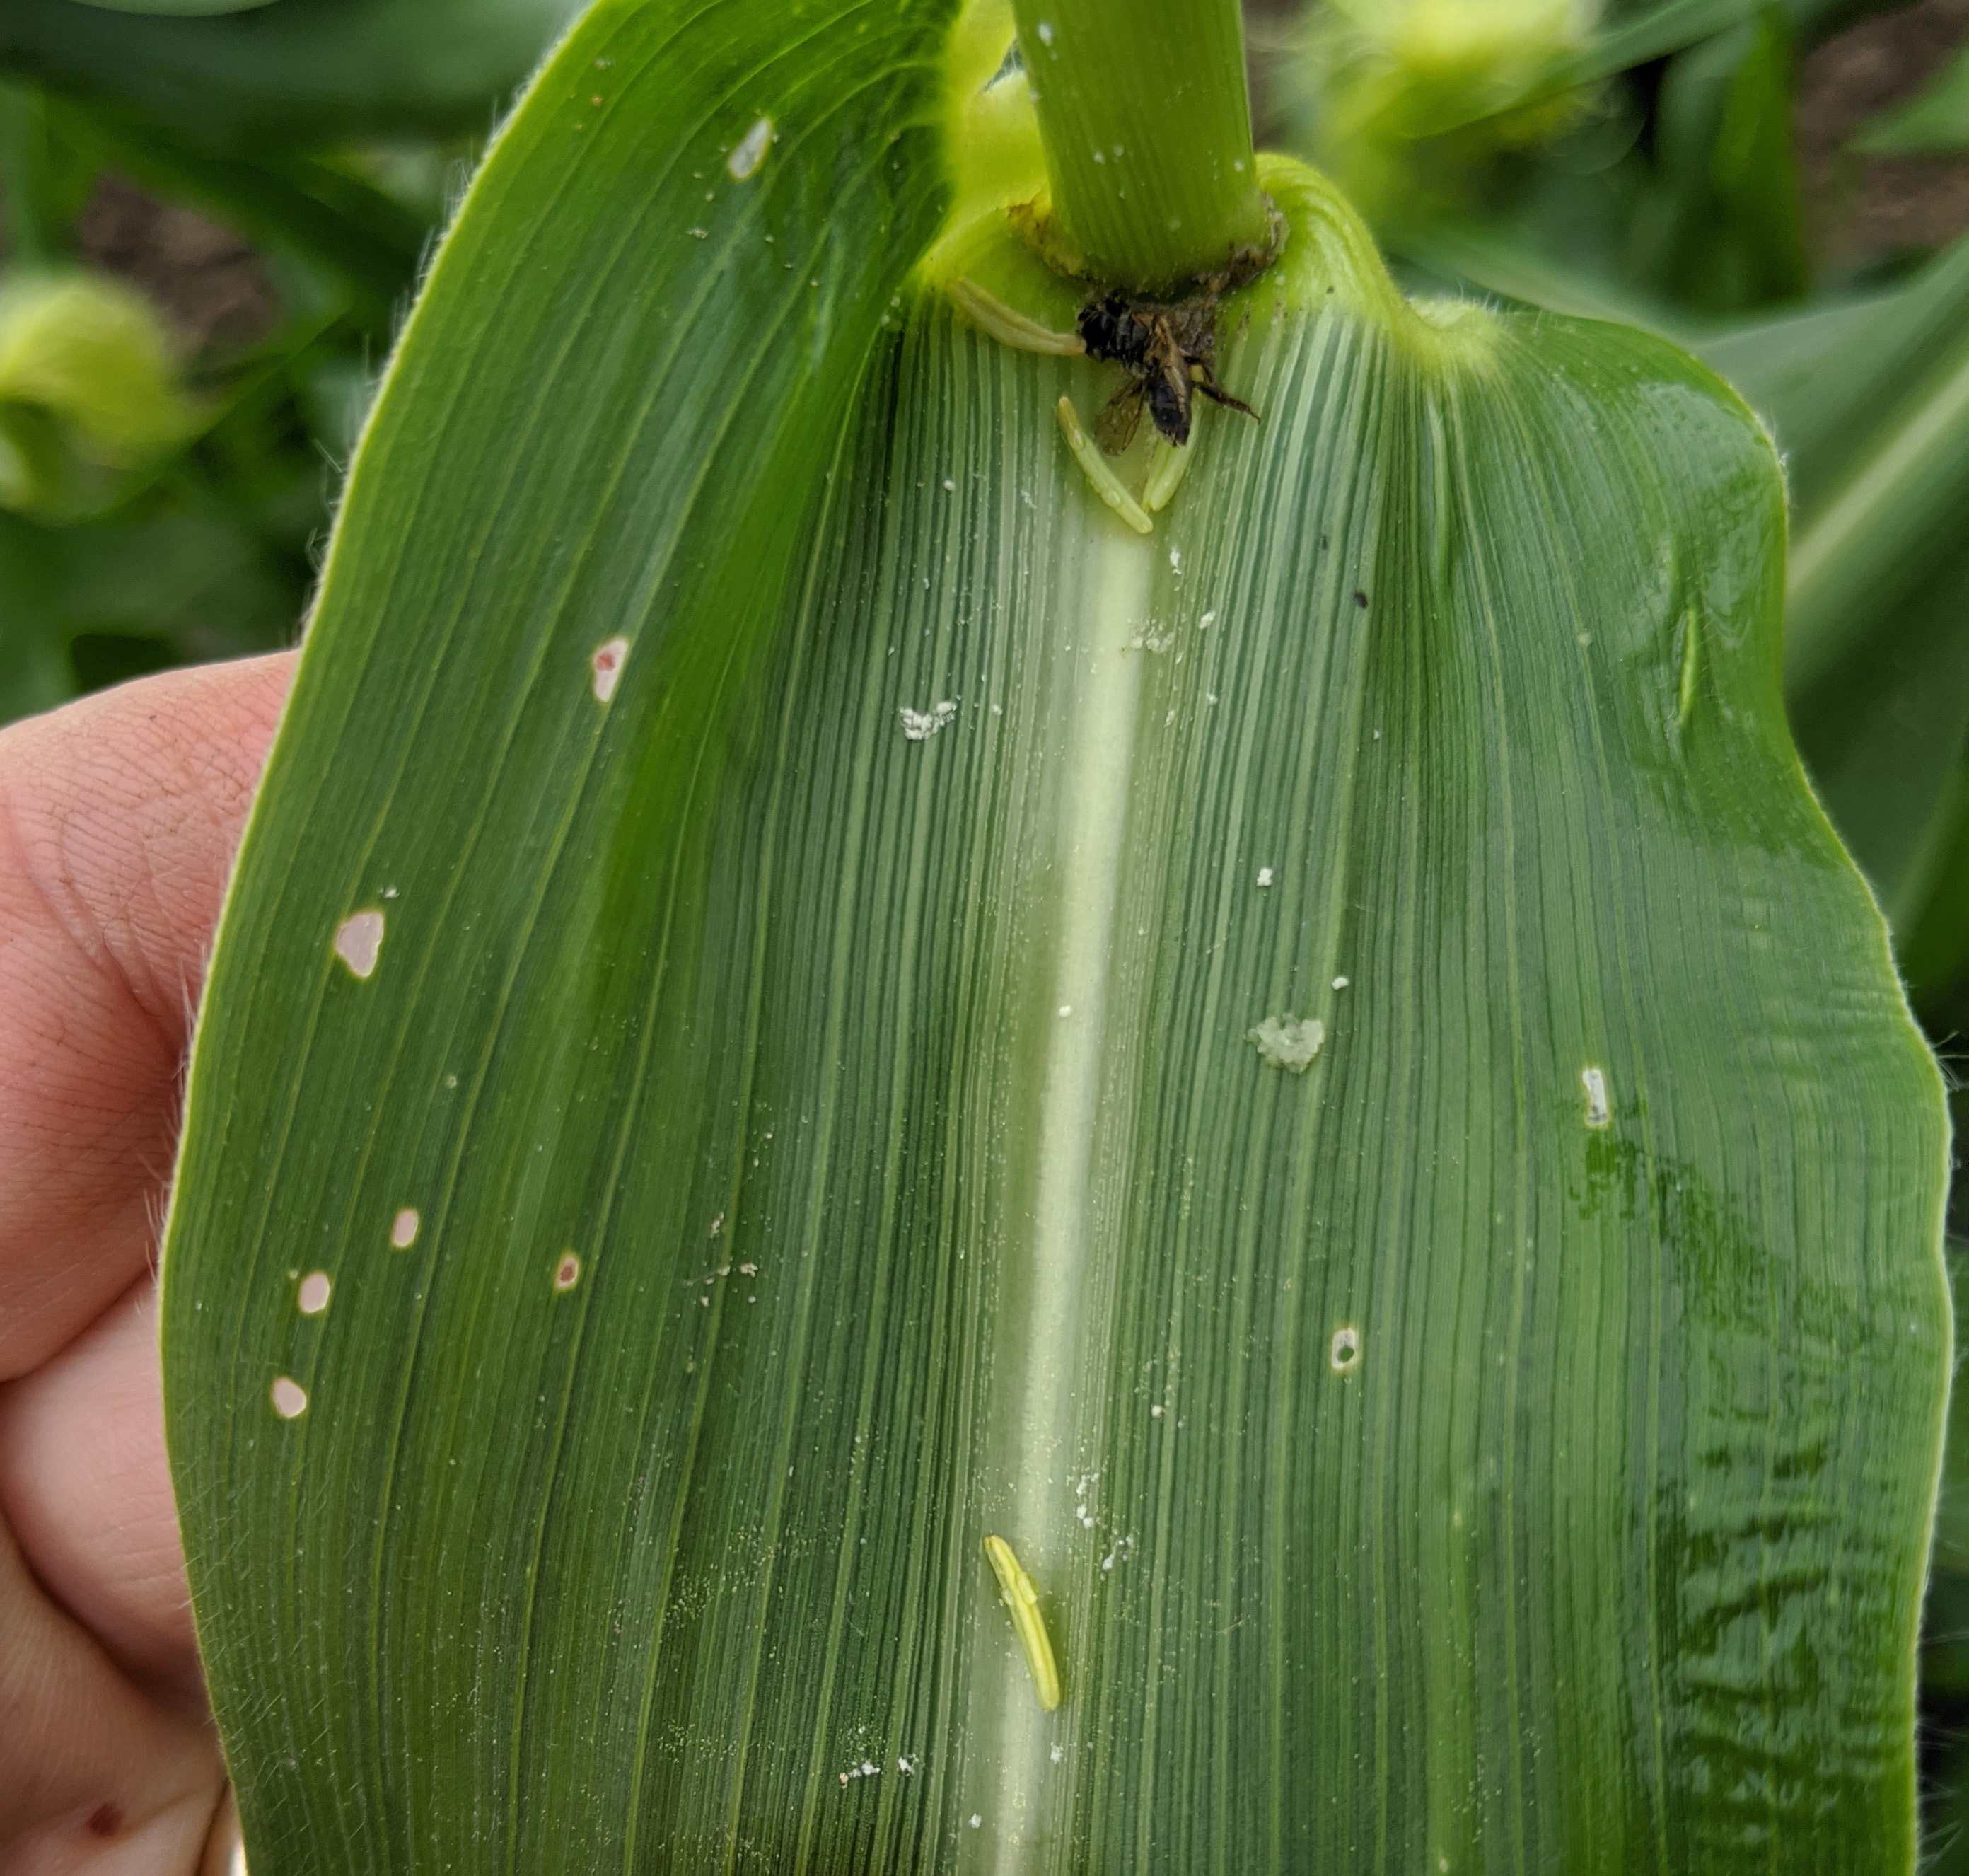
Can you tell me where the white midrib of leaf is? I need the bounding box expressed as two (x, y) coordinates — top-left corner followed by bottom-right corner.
(981, 521), (1154, 1865)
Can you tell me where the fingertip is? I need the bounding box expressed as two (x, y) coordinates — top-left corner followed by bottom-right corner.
(0, 653), (297, 1029)
(0, 654), (296, 1377)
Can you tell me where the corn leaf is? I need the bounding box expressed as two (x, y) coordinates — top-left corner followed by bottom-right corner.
(1855, 42), (1969, 156)
(161, 2), (1951, 1870)
(0, 0), (580, 149)
(64, 0), (277, 16)
(1701, 234), (1969, 917)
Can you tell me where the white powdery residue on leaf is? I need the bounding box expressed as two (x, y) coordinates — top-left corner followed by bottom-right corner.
(1582, 1065), (1611, 1128)
(899, 700), (958, 741)
(296, 1273), (332, 1316)
(726, 116), (773, 180)
(591, 635), (629, 702)
(332, 910), (385, 980)
(270, 1377), (308, 1420)
(1255, 866), (1274, 888)
(1247, 1015), (1325, 1073)
(390, 1207), (420, 1249)
(1330, 1326), (1362, 1372)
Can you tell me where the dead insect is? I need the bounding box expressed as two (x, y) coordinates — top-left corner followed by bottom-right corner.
(1076, 293), (1258, 452)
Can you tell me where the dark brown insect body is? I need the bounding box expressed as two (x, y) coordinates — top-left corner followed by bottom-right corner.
(1076, 293), (1259, 452)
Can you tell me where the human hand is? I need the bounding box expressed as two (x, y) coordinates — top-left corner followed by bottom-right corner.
(0, 654), (295, 1875)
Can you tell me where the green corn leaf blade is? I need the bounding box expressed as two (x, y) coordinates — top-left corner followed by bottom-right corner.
(39, 101), (430, 330)
(1549, 0), (1767, 91)
(1367, 0), (1767, 144)
(0, 509), (77, 719)
(63, 0), (278, 15)
(1628, 13), (1808, 317)
(0, 499), (308, 726)
(162, 1), (1951, 1870)
(1782, 323), (1969, 705)
(1699, 229), (1969, 519)
(1695, 236), (1969, 917)
(1900, 771), (1969, 1019)
(1782, 537), (1969, 922)
(1854, 42), (1969, 156)
(1930, 1239), (1969, 1580)
(0, 0), (581, 151)
(0, 75), (105, 262)
(1387, 216), (1702, 342)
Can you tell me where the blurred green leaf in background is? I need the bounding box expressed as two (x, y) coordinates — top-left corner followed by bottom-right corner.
(0, 0), (581, 729)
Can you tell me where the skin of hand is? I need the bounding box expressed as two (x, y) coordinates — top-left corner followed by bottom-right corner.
(0, 653), (295, 1876)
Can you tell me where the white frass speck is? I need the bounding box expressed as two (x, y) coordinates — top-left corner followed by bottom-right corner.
(899, 700), (958, 741)
(1247, 1016), (1325, 1073)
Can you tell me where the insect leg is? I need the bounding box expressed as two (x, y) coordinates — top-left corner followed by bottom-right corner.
(1194, 372), (1260, 422)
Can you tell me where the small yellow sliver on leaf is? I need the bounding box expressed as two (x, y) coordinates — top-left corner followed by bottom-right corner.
(983, 1534), (1063, 1712)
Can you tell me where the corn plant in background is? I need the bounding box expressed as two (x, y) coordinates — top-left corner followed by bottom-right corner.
(0, 0), (582, 721)
(118, 0), (1959, 1870)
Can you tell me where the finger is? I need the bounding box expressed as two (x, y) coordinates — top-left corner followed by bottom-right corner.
(0, 1509), (223, 1875)
(0, 654), (295, 1380)
(0, 1277), (197, 1706)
